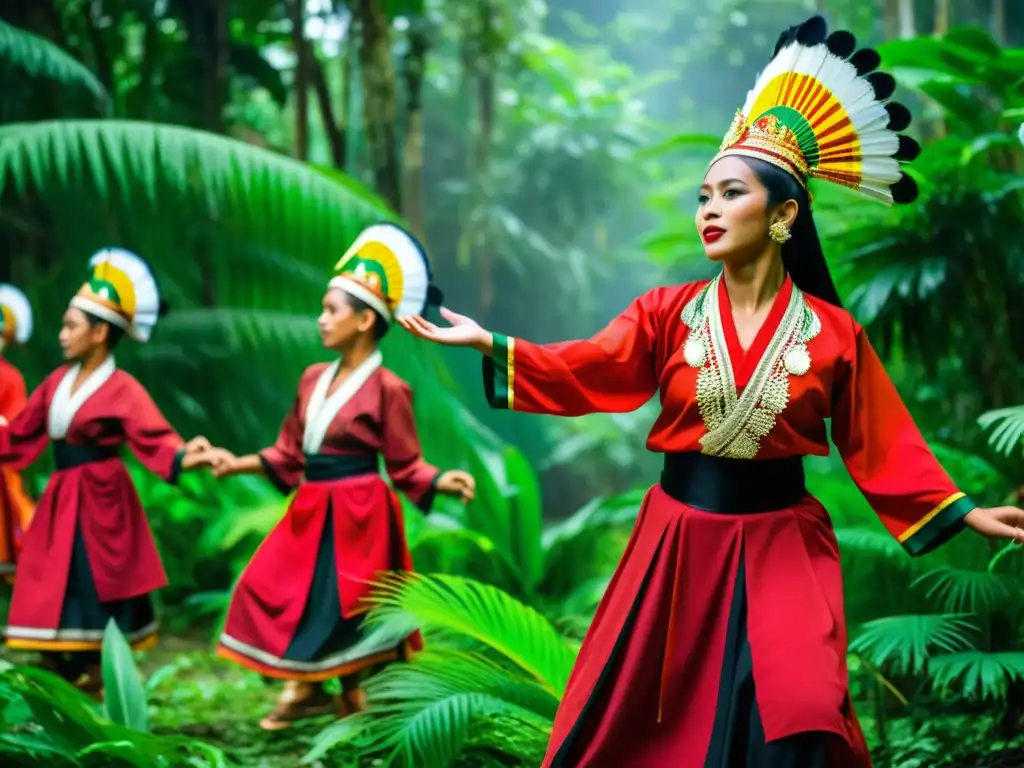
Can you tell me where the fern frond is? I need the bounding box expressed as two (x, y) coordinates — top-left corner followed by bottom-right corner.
(365, 573), (577, 695)
(930, 650), (1024, 701)
(848, 614), (978, 676)
(0, 21), (108, 106)
(978, 405), (1024, 457)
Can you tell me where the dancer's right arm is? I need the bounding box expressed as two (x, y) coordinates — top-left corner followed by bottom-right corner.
(0, 374), (54, 469)
(398, 295), (662, 417)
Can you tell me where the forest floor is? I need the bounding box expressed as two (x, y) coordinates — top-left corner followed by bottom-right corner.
(139, 635), (364, 768)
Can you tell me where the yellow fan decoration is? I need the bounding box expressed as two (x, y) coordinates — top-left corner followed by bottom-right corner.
(0, 284), (33, 348)
(70, 248), (162, 342)
(713, 16), (920, 205)
(330, 223), (440, 321)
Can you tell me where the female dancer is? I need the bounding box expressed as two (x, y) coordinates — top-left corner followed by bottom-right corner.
(0, 248), (211, 696)
(399, 16), (1024, 768)
(209, 223), (476, 731)
(0, 284), (35, 579)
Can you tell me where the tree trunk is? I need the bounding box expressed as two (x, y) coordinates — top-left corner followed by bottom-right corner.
(897, 0), (915, 38)
(290, 0), (309, 160)
(400, 18), (429, 240)
(311, 44), (345, 168)
(933, 0), (949, 34)
(180, 0), (229, 133)
(473, 2), (496, 314)
(992, 0), (1006, 44)
(353, 0), (401, 211)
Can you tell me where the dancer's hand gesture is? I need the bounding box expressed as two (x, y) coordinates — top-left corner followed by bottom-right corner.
(436, 470), (476, 504)
(398, 308), (491, 352)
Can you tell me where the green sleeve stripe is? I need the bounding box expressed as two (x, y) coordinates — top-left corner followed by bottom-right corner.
(482, 333), (513, 410)
(902, 495), (976, 557)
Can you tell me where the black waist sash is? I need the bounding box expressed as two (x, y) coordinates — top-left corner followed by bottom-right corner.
(303, 453), (378, 483)
(53, 440), (121, 471)
(659, 452), (806, 514)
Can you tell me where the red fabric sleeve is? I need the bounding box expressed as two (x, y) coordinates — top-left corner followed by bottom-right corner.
(0, 365), (27, 421)
(258, 382), (307, 494)
(122, 378), (186, 484)
(381, 376), (439, 511)
(483, 294), (660, 416)
(831, 323), (975, 556)
(0, 373), (52, 471)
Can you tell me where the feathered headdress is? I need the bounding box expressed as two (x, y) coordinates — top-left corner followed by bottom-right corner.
(330, 223), (443, 322)
(713, 16), (920, 205)
(0, 284), (33, 348)
(70, 248), (163, 342)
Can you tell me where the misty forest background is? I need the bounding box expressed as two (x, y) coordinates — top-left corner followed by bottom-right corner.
(1, 0), (1024, 766)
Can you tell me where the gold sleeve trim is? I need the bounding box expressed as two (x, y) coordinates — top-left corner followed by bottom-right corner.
(897, 492), (966, 543)
(507, 336), (515, 410)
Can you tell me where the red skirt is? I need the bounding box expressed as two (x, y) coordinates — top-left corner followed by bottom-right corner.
(5, 454), (166, 652)
(0, 466), (33, 577)
(217, 472), (423, 681)
(543, 482), (872, 767)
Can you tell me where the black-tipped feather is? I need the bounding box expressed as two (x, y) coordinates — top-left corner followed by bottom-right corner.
(849, 48), (881, 76)
(797, 16), (828, 45)
(895, 135), (921, 162)
(890, 175), (918, 205)
(866, 72), (896, 100)
(426, 285), (444, 307)
(885, 102), (912, 131)
(826, 30), (856, 58)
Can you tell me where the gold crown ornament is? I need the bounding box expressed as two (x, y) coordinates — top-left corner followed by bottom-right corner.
(329, 223), (442, 321)
(0, 284), (33, 350)
(69, 248), (163, 342)
(712, 16), (921, 205)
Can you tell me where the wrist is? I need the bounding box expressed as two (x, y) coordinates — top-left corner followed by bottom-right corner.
(471, 330), (494, 356)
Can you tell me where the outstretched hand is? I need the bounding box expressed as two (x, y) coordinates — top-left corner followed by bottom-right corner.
(397, 307), (490, 351)
(436, 469), (476, 504)
(964, 506), (1024, 543)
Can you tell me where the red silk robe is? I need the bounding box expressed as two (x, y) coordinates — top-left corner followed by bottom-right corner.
(217, 362), (438, 681)
(0, 357), (33, 576)
(0, 362), (184, 651)
(483, 275), (973, 768)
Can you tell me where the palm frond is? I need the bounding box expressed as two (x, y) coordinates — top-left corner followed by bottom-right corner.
(978, 405), (1024, 457)
(911, 566), (1013, 614)
(929, 651), (1024, 702)
(0, 120), (389, 248)
(303, 651), (553, 768)
(366, 573), (577, 695)
(0, 21), (109, 106)
(848, 614), (978, 676)
(834, 526), (907, 562)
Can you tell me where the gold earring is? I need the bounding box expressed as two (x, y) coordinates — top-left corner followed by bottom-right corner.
(769, 222), (792, 244)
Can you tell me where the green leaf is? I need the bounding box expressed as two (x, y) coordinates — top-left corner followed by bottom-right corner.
(101, 619), (149, 733)
(849, 614), (978, 676)
(930, 651), (1024, 701)
(366, 573), (576, 695)
(978, 405), (1024, 457)
(0, 20), (109, 106)
(304, 651), (552, 767)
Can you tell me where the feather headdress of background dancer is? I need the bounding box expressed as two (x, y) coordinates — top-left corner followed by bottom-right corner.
(711, 14), (921, 307)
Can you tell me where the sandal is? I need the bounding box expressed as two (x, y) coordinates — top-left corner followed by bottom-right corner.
(258, 684), (338, 731)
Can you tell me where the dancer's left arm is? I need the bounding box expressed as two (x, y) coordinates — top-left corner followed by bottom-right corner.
(832, 322), (1024, 555)
(381, 377), (474, 511)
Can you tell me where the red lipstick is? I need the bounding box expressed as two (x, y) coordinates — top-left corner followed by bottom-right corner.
(702, 226), (726, 244)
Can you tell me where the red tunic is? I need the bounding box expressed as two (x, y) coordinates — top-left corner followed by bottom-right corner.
(0, 364), (184, 650)
(217, 363), (438, 680)
(0, 357), (33, 575)
(483, 276), (974, 767)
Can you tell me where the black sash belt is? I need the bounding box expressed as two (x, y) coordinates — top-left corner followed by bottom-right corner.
(303, 453), (378, 483)
(659, 452), (806, 514)
(53, 440), (121, 471)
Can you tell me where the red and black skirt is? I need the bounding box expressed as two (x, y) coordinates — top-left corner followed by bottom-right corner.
(543, 452), (874, 768)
